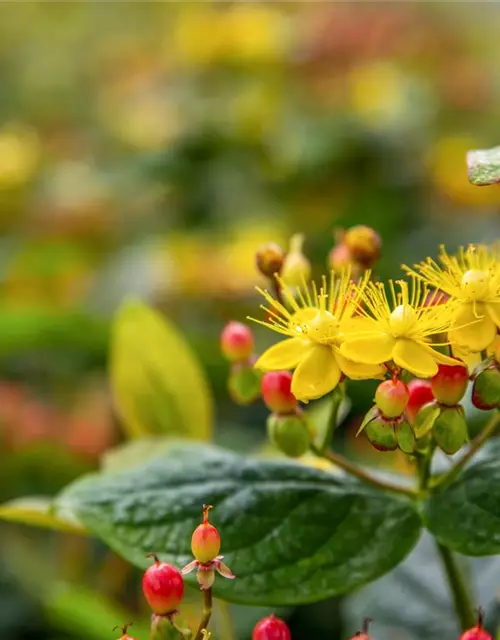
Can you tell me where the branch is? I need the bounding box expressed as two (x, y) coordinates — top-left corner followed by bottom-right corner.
(194, 588), (213, 640)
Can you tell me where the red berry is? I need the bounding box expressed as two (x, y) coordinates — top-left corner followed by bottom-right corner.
(431, 360), (469, 406)
(406, 379), (435, 423)
(142, 555), (184, 615)
(191, 505), (221, 564)
(261, 371), (298, 414)
(220, 322), (254, 362)
(460, 609), (493, 640)
(375, 379), (409, 418)
(252, 614), (291, 640)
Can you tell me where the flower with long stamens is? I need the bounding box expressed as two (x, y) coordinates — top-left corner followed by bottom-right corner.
(249, 269), (385, 402)
(404, 244), (500, 352)
(340, 277), (463, 378)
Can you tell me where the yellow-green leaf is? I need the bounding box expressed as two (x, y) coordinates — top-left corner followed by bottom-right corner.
(0, 497), (87, 534)
(110, 299), (213, 440)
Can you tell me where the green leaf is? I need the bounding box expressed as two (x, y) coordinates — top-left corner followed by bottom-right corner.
(344, 531), (500, 639)
(467, 146), (500, 186)
(0, 497), (87, 534)
(110, 299), (213, 440)
(424, 439), (500, 555)
(57, 442), (422, 605)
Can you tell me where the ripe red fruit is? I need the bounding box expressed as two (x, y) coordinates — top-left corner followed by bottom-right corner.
(431, 360), (469, 406)
(252, 614), (291, 640)
(406, 379), (435, 423)
(191, 504), (221, 564)
(374, 379), (409, 418)
(220, 322), (254, 362)
(261, 371), (298, 414)
(460, 609), (493, 640)
(142, 555), (184, 615)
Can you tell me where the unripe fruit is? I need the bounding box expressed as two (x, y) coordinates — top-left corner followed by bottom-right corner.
(267, 413), (311, 458)
(261, 371), (297, 414)
(375, 379), (409, 418)
(281, 234), (311, 287)
(472, 366), (500, 410)
(365, 414), (398, 451)
(228, 361), (262, 405)
(406, 379), (434, 424)
(343, 225), (381, 267)
(142, 555), (184, 615)
(433, 405), (468, 455)
(220, 322), (254, 362)
(191, 505), (220, 564)
(255, 242), (285, 279)
(431, 360), (469, 406)
(252, 614), (291, 640)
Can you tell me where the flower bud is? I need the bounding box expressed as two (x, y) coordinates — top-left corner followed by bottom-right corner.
(228, 361), (262, 405)
(280, 234), (311, 287)
(459, 609), (493, 640)
(343, 225), (381, 267)
(433, 405), (468, 455)
(267, 412), (311, 458)
(261, 371), (298, 414)
(364, 412), (398, 451)
(191, 505), (220, 564)
(255, 242), (285, 279)
(142, 555), (184, 615)
(406, 379), (434, 424)
(472, 365), (500, 411)
(220, 322), (254, 362)
(431, 360), (469, 406)
(252, 614), (291, 640)
(375, 379), (409, 418)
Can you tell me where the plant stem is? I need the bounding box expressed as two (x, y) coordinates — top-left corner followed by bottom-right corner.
(194, 588), (213, 640)
(311, 444), (415, 496)
(432, 409), (500, 491)
(435, 543), (476, 631)
(417, 445), (434, 493)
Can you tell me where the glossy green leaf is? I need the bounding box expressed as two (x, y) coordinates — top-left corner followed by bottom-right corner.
(424, 439), (500, 555)
(0, 497), (87, 534)
(467, 146), (500, 185)
(110, 299), (213, 439)
(57, 442), (422, 605)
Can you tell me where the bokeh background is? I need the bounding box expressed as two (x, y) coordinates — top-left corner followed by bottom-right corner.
(0, 3), (499, 640)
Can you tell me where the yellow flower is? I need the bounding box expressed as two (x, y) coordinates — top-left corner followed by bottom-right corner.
(340, 278), (460, 378)
(250, 270), (385, 403)
(404, 244), (500, 352)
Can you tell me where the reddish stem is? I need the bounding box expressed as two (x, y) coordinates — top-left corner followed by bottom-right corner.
(146, 552), (160, 564)
(202, 504), (213, 524)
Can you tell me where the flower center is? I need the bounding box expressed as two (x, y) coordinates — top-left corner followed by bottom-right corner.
(304, 310), (340, 344)
(461, 269), (489, 301)
(389, 304), (416, 336)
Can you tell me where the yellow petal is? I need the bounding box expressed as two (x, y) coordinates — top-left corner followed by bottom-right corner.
(392, 339), (438, 378)
(428, 345), (467, 367)
(486, 302), (500, 329)
(335, 352), (386, 380)
(340, 332), (395, 365)
(449, 302), (496, 352)
(254, 338), (310, 371)
(291, 345), (341, 402)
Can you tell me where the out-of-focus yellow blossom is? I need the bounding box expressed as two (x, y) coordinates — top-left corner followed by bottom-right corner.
(340, 278), (460, 378)
(430, 136), (500, 207)
(348, 62), (411, 130)
(168, 7), (226, 66)
(251, 270), (385, 403)
(0, 124), (40, 188)
(224, 5), (287, 64)
(404, 244), (500, 353)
